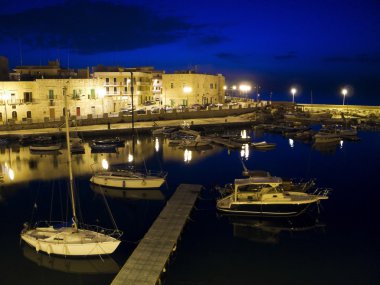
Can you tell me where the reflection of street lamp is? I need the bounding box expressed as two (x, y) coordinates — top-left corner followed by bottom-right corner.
(290, 88), (297, 103)
(101, 158), (109, 170)
(183, 86), (192, 106)
(341, 88), (348, 105)
(98, 88), (105, 115)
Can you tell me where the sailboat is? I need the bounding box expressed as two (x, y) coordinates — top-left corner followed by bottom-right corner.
(90, 71), (167, 189)
(21, 84), (122, 256)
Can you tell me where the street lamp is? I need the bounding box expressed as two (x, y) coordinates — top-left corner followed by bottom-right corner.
(290, 88), (297, 103)
(183, 86), (192, 106)
(239, 84), (251, 100)
(341, 88), (348, 105)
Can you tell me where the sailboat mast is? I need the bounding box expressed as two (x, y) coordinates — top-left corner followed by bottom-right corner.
(63, 83), (78, 231)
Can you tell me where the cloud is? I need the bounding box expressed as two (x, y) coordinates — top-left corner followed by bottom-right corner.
(215, 52), (243, 62)
(274, 51), (297, 61)
(0, 0), (195, 54)
(323, 54), (380, 63)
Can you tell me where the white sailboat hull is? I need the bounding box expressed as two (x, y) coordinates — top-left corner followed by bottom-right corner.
(21, 226), (120, 256)
(90, 171), (166, 189)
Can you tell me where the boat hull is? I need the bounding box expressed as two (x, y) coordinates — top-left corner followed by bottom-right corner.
(30, 144), (61, 151)
(21, 227), (120, 256)
(217, 197), (319, 218)
(90, 172), (166, 189)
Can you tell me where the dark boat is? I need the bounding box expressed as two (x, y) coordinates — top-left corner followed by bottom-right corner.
(216, 177), (329, 218)
(92, 137), (124, 147)
(90, 143), (117, 153)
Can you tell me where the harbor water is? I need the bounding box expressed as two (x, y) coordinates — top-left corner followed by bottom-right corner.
(0, 127), (379, 285)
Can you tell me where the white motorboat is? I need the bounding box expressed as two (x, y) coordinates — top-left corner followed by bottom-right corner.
(90, 169), (167, 189)
(216, 176), (329, 218)
(21, 84), (122, 256)
(250, 141), (276, 149)
(29, 144), (61, 152)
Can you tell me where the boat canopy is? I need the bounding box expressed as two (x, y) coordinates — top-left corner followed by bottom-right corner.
(235, 176), (283, 186)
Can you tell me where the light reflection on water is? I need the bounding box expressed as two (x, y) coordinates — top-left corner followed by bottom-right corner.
(0, 129), (379, 285)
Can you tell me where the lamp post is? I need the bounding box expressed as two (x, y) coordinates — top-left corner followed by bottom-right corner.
(130, 71), (134, 133)
(341, 88), (347, 105)
(291, 88), (297, 103)
(183, 86), (192, 106)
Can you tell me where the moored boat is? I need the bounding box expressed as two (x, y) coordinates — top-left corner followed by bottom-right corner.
(216, 176), (329, 218)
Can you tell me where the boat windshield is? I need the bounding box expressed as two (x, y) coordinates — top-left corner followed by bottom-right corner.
(237, 184), (273, 192)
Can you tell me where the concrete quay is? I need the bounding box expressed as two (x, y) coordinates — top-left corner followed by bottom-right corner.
(0, 114), (253, 140)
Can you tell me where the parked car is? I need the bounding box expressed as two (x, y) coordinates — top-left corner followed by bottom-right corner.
(143, 100), (156, 106)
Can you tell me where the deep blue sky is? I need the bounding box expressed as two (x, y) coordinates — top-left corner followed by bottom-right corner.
(0, 0), (379, 104)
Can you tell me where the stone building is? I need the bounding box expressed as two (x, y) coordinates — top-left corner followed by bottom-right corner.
(161, 71), (225, 107)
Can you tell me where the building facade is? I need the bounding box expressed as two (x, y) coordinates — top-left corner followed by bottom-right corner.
(162, 72), (225, 107)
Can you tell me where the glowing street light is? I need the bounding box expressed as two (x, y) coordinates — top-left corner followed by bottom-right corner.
(98, 88), (106, 115)
(290, 88), (297, 103)
(183, 86), (192, 106)
(341, 88), (348, 105)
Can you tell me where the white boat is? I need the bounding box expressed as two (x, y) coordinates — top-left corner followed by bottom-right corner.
(250, 141), (276, 149)
(90, 169), (167, 189)
(29, 144), (61, 152)
(216, 176), (329, 218)
(21, 85), (122, 256)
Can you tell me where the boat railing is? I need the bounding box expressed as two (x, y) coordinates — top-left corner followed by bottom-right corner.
(312, 187), (332, 197)
(27, 220), (123, 238)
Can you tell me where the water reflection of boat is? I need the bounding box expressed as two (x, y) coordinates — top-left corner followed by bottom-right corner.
(90, 184), (166, 200)
(229, 216), (326, 244)
(22, 245), (120, 274)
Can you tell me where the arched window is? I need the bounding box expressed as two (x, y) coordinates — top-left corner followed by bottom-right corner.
(27, 111), (32, 118)
(12, 111), (17, 119)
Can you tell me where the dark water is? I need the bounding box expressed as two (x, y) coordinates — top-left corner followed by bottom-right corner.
(0, 128), (379, 285)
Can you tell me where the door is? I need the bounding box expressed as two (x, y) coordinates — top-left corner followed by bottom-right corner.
(49, 108), (55, 120)
(76, 107), (81, 117)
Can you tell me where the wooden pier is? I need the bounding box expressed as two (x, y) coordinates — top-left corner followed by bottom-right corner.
(111, 184), (202, 285)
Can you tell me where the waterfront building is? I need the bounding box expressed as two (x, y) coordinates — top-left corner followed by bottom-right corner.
(162, 71), (225, 107)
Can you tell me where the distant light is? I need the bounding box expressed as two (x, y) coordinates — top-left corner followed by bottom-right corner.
(291, 88), (297, 95)
(240, 144), (249, 160)
(232, 85), (237, 90)
(183, 86), (192, 93)
(341, 88), (348, 96)
(241, 130), (247, 139)
(128, 154), (134, 162)
(289, 138), (294, 148)
(101, 159), (109, 170)
(239, 85), (252, 92)
(340, 140), (344, 149)
(98, 88), (106, 98)
(8, 168), (14, 181)
(155, 137), (159, 152)
(223, 86), (227, 90)
(184, 149), (192, 163)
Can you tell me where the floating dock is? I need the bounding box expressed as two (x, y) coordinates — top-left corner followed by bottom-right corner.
(111, 184), (202, 285)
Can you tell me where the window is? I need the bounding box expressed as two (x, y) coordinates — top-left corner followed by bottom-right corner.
(113, 78), (117, 84)
(210, 83), (213, 89)
(27, 111), (32, 118)
(106, 87), (109, 94)
(170, 83), (174, 89)
(12, 111), (17, 119)
(90, 89), (95, 99)
(0, 113), (2, 121)
(48, 90), (54, 100)
(24, 92), (33, 103)
(114, 87), (117, 94)
(124, 87), (127, 93)
(105, 78), (110, 85)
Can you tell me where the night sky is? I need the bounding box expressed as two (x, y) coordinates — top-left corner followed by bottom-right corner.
(0, 0), (379, 104)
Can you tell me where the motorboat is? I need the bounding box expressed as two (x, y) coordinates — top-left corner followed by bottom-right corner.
(216, 176), (329, 218)
(152, 126), (178, 136)
(90, 142), (117, 153)
(250, 141), (276, 149)
(90, 169), (168, 189)
(70, 137), (85, 154)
